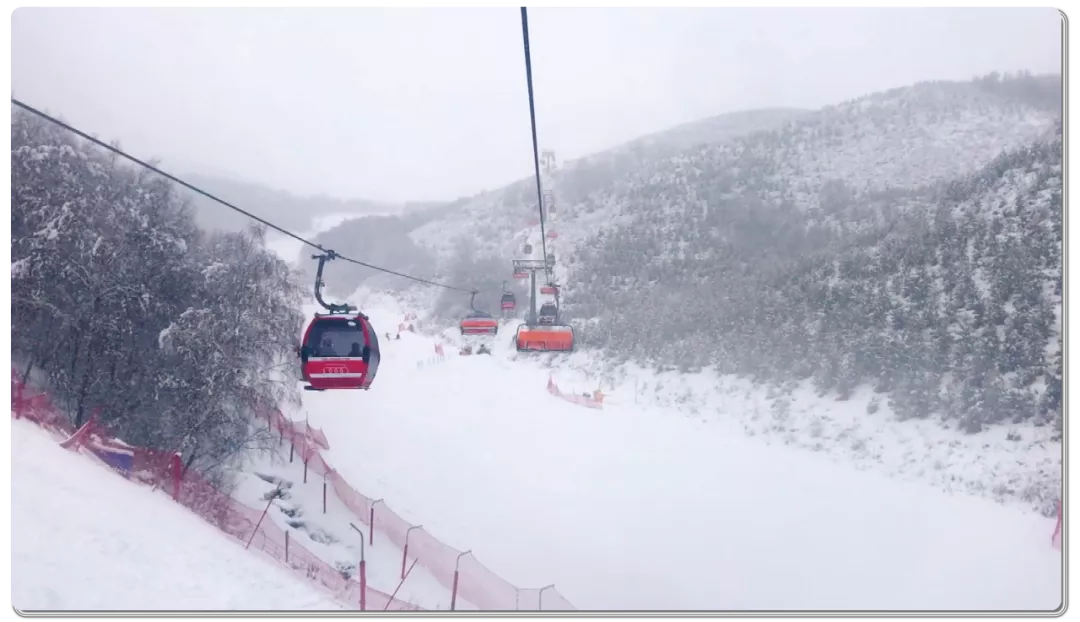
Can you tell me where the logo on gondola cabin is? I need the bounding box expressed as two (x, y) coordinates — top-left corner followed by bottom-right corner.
(323, 365), (350, 375)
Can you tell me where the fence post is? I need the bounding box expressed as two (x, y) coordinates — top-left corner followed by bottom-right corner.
(386, 559), (418, 610)
(369, 499), (383, 547)
(285, 530), (290, 563)
(403, 525), (423, 579)
(322, 474), (327, 514)
(13, 378), (24, 419)
(349, 523), (367, 611)
(450, 550), (471, 611)
(245, 495), (276, 550)
(539, 584), (555, 610)
(303, 454), (308, 483)
(170, 453), (182, 501)
(289, 442), (294, 463)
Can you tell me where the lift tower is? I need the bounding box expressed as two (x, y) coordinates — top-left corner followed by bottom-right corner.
(512, 256), (557, 326)
(540, 149), (558, 219)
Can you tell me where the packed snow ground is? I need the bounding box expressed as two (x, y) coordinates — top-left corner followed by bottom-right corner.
(11, 420), (344, 611)
(380, 283), (1061, 516)
(547, 357), (1062, 515)
(293, 295), (1062, 611)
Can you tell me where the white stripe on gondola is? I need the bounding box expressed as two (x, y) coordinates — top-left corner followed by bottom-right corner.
(309, 373), (366, 378)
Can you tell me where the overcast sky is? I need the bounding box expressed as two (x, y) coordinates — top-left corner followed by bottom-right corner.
(12, 7), (1062, 203)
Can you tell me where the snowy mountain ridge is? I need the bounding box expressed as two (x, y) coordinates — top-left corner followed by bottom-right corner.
(398, 73), (1059, 265)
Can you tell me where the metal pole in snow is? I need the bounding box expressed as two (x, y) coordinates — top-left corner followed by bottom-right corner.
(385, 558), (419, 611)
(349, 523), (367, 611)
(245, 495), (275, 550)
(403, 525), (423, 579)
(539, 584), (555, 610)
(369, 499), (383, 547)
(450, 550), (471, 611)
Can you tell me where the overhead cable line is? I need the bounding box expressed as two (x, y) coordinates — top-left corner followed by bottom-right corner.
(11, 98), (475, 293)
(519, 7), (551, 277)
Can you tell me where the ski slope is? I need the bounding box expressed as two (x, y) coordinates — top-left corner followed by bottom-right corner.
(11, 420), (344, 611)
(294, 297), (1063, 611)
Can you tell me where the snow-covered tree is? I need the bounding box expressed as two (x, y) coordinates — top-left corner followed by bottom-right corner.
(11, 106), (306, 485)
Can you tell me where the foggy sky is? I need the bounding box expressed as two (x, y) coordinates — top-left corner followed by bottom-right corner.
(12, 7), (1062, 204)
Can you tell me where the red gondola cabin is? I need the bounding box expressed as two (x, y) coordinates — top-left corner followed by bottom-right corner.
(299, 315), (380, 391)
(538, 302), (559, 325)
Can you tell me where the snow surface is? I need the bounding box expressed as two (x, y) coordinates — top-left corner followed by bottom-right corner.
(560, 360), (1062, 514)
(231, 440), (478, 610)
(292, 295), (1062, 611)
(11, 420), (345, 611)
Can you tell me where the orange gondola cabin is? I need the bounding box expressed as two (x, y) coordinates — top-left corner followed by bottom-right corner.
(515, 323), (574, 352)
(460, 310), (499, 335)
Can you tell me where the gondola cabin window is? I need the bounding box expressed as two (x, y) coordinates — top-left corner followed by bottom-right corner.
(308, 319), (367, 359)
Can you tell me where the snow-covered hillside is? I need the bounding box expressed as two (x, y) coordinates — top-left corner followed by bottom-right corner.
(11, 420), (344, 611)
(401, 75), (1059, 270)
(291, 295), (1062, 611)
(264, 212), (368, 265)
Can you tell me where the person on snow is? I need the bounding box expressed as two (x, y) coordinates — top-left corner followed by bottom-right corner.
(477, 344), (491, 355)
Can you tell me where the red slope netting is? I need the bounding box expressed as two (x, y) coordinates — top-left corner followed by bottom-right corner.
(10, 372), (418, 611)
(547, 376), (604, 410)
(11, 369), (575, 610)
(265, 409), (577, 610)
